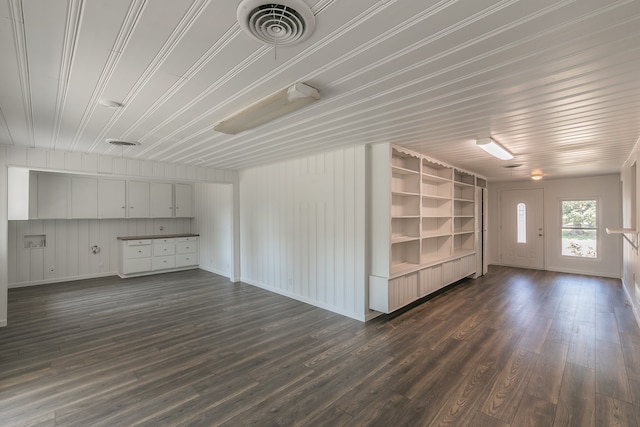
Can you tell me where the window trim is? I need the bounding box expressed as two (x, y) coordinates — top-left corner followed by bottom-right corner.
(560, 198), (600, 260)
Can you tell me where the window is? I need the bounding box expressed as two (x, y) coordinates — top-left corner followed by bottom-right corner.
(561, 199), (597, 258)
(517, 202), (526, 243)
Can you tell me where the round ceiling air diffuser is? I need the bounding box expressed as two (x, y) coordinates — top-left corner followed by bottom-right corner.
(237, 0), (315, 46)
(106, 139), (140, 147)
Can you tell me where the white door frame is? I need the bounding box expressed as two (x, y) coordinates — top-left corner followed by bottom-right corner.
(498, 188), (545, 269)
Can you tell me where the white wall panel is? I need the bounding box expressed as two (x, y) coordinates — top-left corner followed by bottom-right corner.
(1, 144), (237, 301)
(193, 183), (233, 278)
(7, 217), (192, 287)
(239, 145), (367, 321)
(488, 174), (621, 278)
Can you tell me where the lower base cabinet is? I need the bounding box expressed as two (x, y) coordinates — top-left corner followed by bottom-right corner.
(370, 254), (475, 314)
(118, 235), (198, 278)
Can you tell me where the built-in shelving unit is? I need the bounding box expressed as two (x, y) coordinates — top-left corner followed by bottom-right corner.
(369, 143), (486, 314)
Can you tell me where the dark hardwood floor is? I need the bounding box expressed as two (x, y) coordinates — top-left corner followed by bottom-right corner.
(1, 266), (640, 426)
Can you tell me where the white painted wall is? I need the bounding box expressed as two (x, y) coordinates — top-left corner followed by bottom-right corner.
(621, 139), (640, 326)
(193, 183), (233, 280)
(488, 174), (621, 278)
(0, 144), (238, 327)
(0, 149), (8, 326)
(8, 218), (191, 287)
(239, 146), (367, 321)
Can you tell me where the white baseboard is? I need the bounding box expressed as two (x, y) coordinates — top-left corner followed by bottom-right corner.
(241, 277), (365, 322)
(544, 266), (620, 279)
(8, 272), (115, 289)
(198, 264), (232, 280)
(621, 277), (640, 330)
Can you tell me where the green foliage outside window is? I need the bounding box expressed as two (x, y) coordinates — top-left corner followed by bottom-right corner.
(561, 200), (597, 258)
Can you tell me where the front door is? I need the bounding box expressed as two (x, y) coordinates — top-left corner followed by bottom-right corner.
(500, 189), (544, 269)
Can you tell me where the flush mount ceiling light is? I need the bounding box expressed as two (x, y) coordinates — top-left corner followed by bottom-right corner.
(213, 82), (320, 134)
(531, 174), (543, 181)
(237, 0), (316, 47)
(98, 99), (123, 108)
(476, 137), (514, 160)
(106, 139), (140, 147)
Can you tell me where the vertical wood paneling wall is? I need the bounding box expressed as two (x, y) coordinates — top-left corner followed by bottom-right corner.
(0, 145), (237, 324)
(239, 146), (367, 321)
(621, 139), (640, 326)
(0, 149), (8, 325)
(8, 218), (192, 287)
(193, 183), (233, 279)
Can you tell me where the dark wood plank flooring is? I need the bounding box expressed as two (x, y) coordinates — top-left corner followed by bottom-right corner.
(1, 266), (640, 426)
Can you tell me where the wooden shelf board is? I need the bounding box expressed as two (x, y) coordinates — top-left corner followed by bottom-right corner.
(390, 262), (421, 277)
(392, 165), (420, 175)
(423, 194), (450, 200)
(391, 236), (420, 244)
(392, 191), (421, 197)
(422, 173), (450, 183)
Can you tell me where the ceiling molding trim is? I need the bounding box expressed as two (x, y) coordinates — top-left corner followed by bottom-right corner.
(0, 107), (15, 145)
(69, 0), (147, 151)
(134, 0), (402, 159)
(51, 0), (83, 150)
(9, 0), (34, 147)
(104, 24), (243, 155)
(90, 0), (212, 152)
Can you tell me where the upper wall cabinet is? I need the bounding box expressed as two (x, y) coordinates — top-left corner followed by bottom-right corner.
(150, 182), (174, 218)
(36, 172), (68, 219)
(174, 183), (193, 218)
(71, 177), (98, 218)
(129, 181), (151, 218)
(7, 169), (195, 220)
(100, 179), (126, 218)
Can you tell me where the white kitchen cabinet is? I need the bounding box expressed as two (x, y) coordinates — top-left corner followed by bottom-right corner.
(174, 183), (193, 217)
(150, 182), (173, 218)
(36, 172), (68, 219)
(128, 181), (150, 218)
(70, 176), (98, 218)
(20, 172), (195, 220)
(100, 179), (126, 218)
(118, 235), (199, 278)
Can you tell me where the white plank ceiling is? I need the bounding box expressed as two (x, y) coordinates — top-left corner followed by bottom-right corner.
(1, 0), (640, 181)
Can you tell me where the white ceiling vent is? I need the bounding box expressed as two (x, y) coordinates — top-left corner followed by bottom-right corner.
(237, 0), (315, 46)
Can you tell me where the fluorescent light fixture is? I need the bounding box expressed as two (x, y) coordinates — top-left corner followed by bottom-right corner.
(476, 137), (514, 160)
(214, 82), (320, 134)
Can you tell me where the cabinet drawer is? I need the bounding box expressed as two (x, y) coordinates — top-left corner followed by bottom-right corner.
(152, 256), (176, 271)
(124, 245), (152, 259)
(154, 238), (176, 244)
(127, 239), (152, 246)
(176, 253), (198, 267)
(176, 236), (197, 242)
(125, 258), (152, 274)
(153, 243), (175, 256)
(176, 241), (197, 254)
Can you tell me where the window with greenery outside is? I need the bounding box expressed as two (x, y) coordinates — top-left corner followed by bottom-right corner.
(561, 200), (597, 258)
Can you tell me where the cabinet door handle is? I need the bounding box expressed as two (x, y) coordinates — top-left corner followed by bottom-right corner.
(138, 250), (142, 253)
